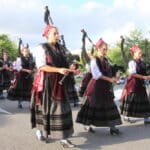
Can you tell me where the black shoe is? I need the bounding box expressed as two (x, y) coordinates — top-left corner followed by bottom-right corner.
(35, 130), (46, 142)
(84, 126), (95, 133)
(36, 134), (46, 142)
(110, 128), (120, 135)
(123, 117), (136, 123)
(89, 127), (95, 133)
(37, 135), (46, 141)
(18, 103), (23, 109)
(60, 140), (75, 148)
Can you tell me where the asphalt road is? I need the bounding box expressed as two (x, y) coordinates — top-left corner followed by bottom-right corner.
(0, 85), (150, 150)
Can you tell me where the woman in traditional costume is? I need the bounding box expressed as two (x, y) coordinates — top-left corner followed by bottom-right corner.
(7, 47), (35, 108)
(76, 38), (122, 135)
(0, 51), (13, 99)
(120, 45), (150, 124)
(30, 25), (75, 148)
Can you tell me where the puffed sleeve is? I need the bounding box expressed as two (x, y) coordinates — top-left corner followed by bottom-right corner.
(34, 45), (46, 69)
(85, 63), (91, 72)
(90, 58), (102, 80)
(128, 60), (137, 74)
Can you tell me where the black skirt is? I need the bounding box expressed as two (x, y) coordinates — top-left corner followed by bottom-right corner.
(7, 72), (33, 101)
(121, 88), (150, 117)
(76, 92), (122, 127)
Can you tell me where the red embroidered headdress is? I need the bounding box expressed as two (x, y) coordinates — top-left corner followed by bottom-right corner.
(42, 25), (55, 38)
(129, 45), (139, 54)
(95, 38), (104, 50)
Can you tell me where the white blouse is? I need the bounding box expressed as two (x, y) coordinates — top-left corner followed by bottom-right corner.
(90, 58), (102, 80)
(128, 60), (137, 75)
(34, 45), (46, 69)
(13, 57), (22, 71)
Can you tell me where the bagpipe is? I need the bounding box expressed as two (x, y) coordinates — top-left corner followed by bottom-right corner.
(44, 6), (54, 25)
(81, 29), (94, 66)
(43, 5), (80, 67)
(80, 29), (125, 77)
(15, 38), (36, 79)
(60, 34), (80, 64)
(58, 35), (81, 85)
(109, 64), (125, 77)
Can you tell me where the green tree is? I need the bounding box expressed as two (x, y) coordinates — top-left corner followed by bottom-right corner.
(0, 34), (17, 60)
(108, 29), (150, 70)
(121, 29), (144, 65)
(107, 48), (125, 66)
(140, 38), (150, 63)
(124, 29), (150, 63)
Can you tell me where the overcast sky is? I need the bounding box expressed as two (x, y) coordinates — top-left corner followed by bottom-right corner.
(0, 0), (150, 54)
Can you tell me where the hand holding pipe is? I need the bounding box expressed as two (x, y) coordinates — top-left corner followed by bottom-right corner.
(59, 74), (68, 85)
(58, 69), (73, 85)
(58, 69), (79, 85)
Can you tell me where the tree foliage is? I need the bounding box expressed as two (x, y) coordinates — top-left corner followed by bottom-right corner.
(125, 29), (150, 63)
(107, 48), (125, 66)
(108, 29), (150, 70)
(0, 34), (18, 60)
